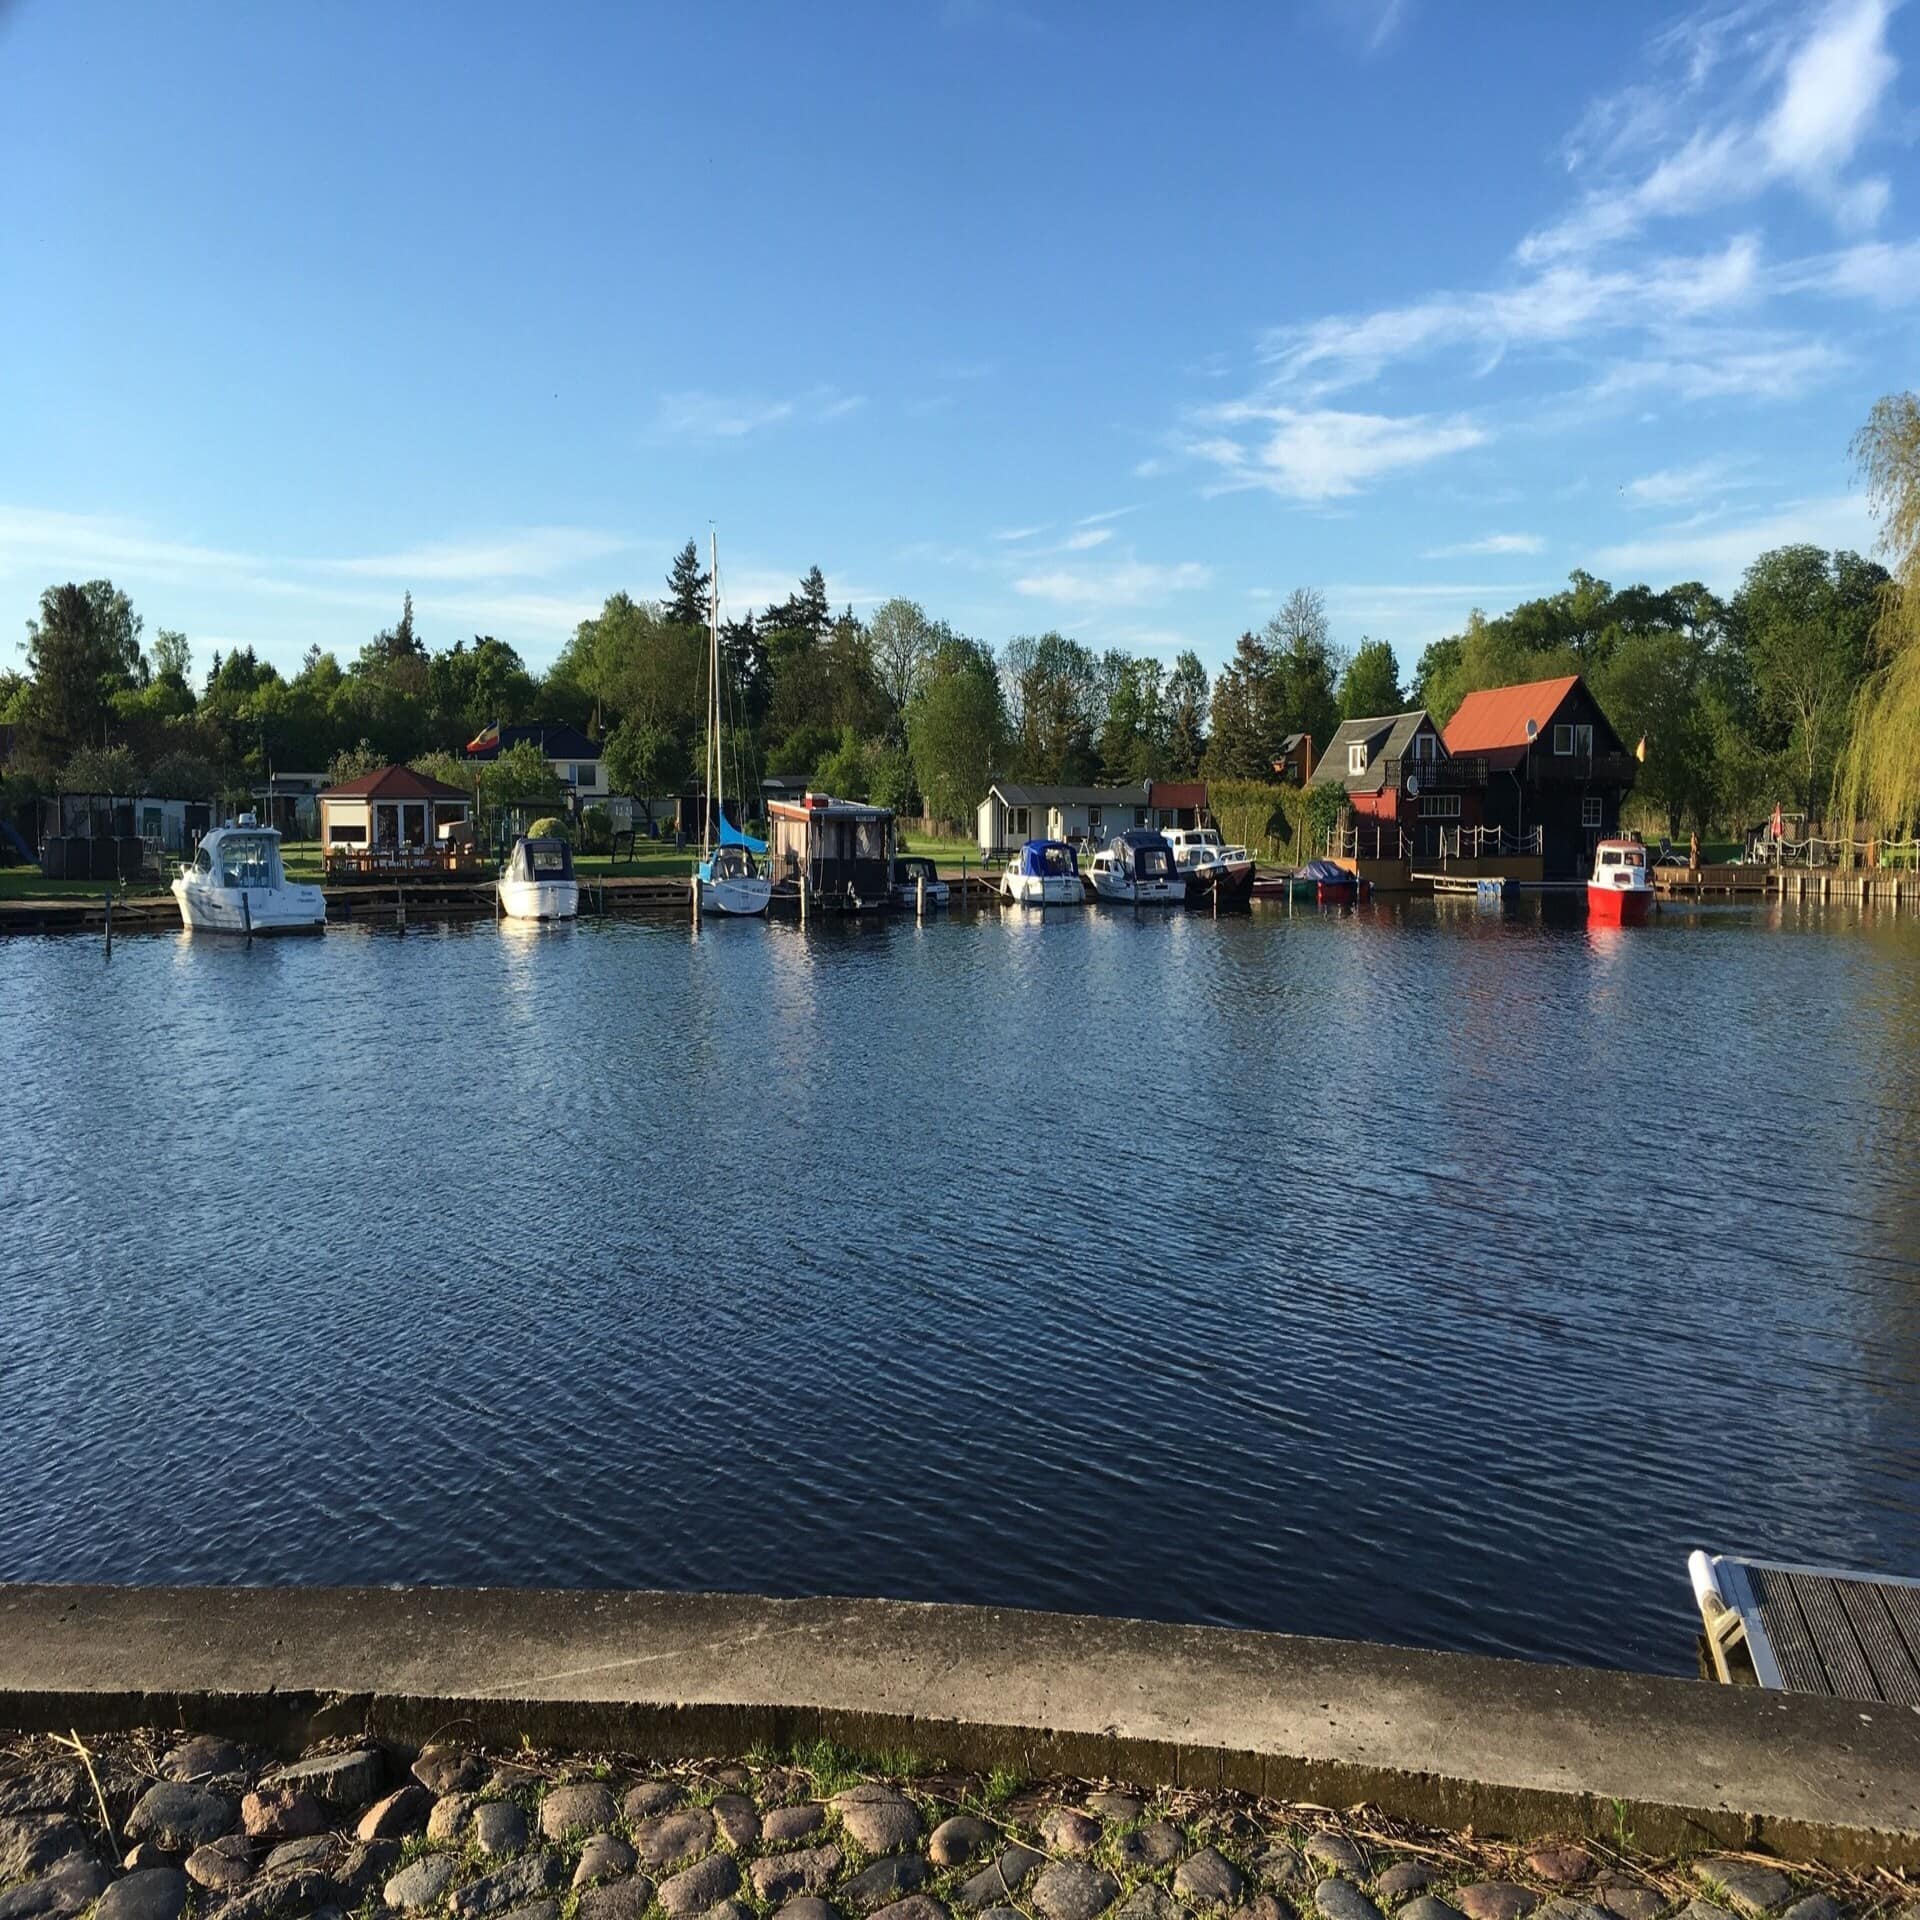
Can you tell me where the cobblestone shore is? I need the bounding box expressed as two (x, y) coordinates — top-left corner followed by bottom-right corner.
(1, 1733), (1911, 1920)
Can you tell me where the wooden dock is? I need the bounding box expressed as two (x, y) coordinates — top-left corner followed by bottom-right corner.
(1693, 1551), (1920, 1704)
(1656, 863), (1917, 903)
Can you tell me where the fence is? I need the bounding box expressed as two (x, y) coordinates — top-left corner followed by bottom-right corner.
(1437, 825), (1543, 860)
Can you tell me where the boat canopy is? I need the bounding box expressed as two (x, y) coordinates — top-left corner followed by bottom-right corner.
(699, 844), (759, 882)
(507, 836), (574, 882)
(894, 855), (937, 882)
(1017, 839), (1078, 877)
(199, 829), (283, 889)
(717, 813), (768, 855)
(1113, 829), (1175, 877)
(1296, 858), (1351, 882)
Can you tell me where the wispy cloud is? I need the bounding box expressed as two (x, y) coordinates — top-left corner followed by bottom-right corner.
(1422, 532), (1545, 558)
(1012, 558), (1213, 608)
(1186, 404), (1486, 501)
(0, 505), (256, 582)
(1076, 506), (1142, 526)
(329, 528), (630, 580)
(1594, 490), (1874, 583)
(1622, 456), (1761, 509)
(1062, 528), (1113, 551)
(653, 385), (864, 440)
(1781, 235), (1920, 304)
(992, 523), (1050, 542)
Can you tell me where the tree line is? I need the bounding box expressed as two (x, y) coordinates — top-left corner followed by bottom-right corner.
(7, 404), (1919, 843)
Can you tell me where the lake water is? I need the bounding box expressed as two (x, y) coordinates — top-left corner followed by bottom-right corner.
(4, 895), (1919, 1677)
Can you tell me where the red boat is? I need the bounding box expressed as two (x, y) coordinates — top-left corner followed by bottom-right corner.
(1587, 836), (1654, 925)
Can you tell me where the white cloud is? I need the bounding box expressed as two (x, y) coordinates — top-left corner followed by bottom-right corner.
(653, 385), (863, 439)
(1782, 236), (1920, 303)
(1589, 331), (1847, 401)
(992, 523), (1049, 542)
(1132, 457), (1168, 478)
(1594, 490), (1875, 583)
(1765, 0), (1897, 182)
(1011, 558), (1213, 608)
(1422, 532), (1545, 557)
(1622, 457), (1760, 508)
(1076, 506), (1141, 526)
(1187, 404), (1486, 500)
(0, 505), (256, 581)
(329, 528), (630, 580)
(1062, 528), (1113, 551)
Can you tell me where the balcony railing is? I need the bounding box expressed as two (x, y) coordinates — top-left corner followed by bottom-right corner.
(1383, 753), (1487, 788)
(1529, 750), (1638, 786)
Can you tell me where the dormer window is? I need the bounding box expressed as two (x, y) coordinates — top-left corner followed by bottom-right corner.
(1348, 742), (1368, 775)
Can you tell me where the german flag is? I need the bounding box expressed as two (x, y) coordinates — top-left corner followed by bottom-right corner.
(467, 722), (500, 754)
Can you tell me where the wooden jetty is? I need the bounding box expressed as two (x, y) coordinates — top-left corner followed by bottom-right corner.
(1692, 1550), (1920, 1704)
(1656, 863), (1916, 903)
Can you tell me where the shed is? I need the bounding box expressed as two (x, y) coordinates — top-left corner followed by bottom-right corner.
(318, 765), (476, 876)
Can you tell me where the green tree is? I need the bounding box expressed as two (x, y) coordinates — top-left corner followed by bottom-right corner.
(1733, 544), (1886, 819)
(150, 628), (191, 686)
(1002, 632), (1098, 781)
(1097, 652), (1165, 784)
(1162, 651), (1209, 776)
(604, 717), (691, 827)
(429, 636), (537, 744)
(665, 539), (711, 629)
(18, 582), (139, 774)
(868, 597), (943, 725)
(907, 637), (1004, 825)
(325, 740), (387, 787)
(812, 725), (873, 799)
(1205, 631), (1276, 778)
(144, 749), (219, 798)
(60, 743), (141, 793)
(1263, 588), (1342, 746)
(1593, 628), (1713, 836)
(479, 738), (565, 810)
(1339, 637), (1405, 719)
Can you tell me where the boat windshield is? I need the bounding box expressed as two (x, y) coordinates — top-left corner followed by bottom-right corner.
(528, 839), (574, 880)
(214, 834), (279, 887)
(707, 845), (756, 880)
(1600, 847), (1645, 869)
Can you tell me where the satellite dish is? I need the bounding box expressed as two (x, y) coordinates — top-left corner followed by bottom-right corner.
(1407, 774), (1421, 798)
(1526, 718), (1539, 740)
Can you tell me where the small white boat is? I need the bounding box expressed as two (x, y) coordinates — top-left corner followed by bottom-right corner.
(1587, 835), (1654, 926)
(1000, 838), (1085, 906)
(498, 835), (579, 920)
(892, 854), (950, 911)
(1165, 826), (1256, 907)
(1086, 830), (1185, 905)
(698, 841), (772, 917)
(172, 818), (325, 934)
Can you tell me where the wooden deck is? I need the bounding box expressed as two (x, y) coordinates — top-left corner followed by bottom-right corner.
(1694, 1551), (1920, 1704)
(1656, 863), (1917, 902)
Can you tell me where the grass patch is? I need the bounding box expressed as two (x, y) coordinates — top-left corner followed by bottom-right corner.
(790, 1739), (867, 1800)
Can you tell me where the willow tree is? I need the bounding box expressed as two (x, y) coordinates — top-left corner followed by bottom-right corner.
(1840, 394), (1920, 842)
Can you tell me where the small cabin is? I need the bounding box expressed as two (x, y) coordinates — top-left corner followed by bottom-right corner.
(318, 764), (477, 877)
(769, 792), (895, 908)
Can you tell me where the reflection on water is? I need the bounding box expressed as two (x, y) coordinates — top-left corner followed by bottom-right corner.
(4, 895), (1919, 1675)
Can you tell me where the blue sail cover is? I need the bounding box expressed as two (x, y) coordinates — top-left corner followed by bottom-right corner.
(717, 813), (768, 854)
(1018, 839), (1077, 876)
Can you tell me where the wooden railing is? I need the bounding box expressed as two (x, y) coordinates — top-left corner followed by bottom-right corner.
(1530, 750), (1638, 786)
(1383, 753), (1486, 788)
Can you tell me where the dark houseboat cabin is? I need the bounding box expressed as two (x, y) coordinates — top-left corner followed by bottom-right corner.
(769, 792), (896, 910)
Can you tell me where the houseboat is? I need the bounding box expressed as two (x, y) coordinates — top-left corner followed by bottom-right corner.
(172, 817), (326, 934)
(1588, 836), (1654, 925)
(498, 835), (579, 921)
(892, 854), (949, 911)
(1165, 827), (1255, 907)
(1085, 830), (1184, 905)
(769, 792), (895, 911)
(1000, 839), (1085, 906)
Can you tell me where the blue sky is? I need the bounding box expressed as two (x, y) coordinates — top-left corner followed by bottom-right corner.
(3, 0), (1916, 684)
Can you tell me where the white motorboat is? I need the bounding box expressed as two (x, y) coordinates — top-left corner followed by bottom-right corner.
(892, 854), (950, 910)
(171, 818), (325, 934)
(1164, 826), (1255, 907)
(498, 835), (579, 920)
(1086, 829), (1185, 905)
(1000, 838), (1086, 906)
(695, 530), (772, 918)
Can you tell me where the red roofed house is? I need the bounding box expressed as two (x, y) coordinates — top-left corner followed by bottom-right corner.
(317, 764), (476, 877)
(1442, 674), (1635, 879)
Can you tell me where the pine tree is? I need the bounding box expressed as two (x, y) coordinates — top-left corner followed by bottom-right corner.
(665, 539), (711, 629)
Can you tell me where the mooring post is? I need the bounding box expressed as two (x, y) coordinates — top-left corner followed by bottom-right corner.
(691, 873), (700, 930)
(800, 875), (809, 926)
(103, 888), (112, 959)
(916, 874), (926, 921)
(396, 883), (405, 931)
(961, 855), (968, 910)
(241, 890), (252, 942)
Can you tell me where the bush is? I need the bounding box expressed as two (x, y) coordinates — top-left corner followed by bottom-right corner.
(527, 814), (572, 841)
(1207, 778), (1309, 861)
(579, 805), (611, 853)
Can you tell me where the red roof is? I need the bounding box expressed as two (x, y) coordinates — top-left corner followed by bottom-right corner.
(1442, 675), (1582, 763)
(319, 764), (471, 801)
(1149, 780), (1208, 810)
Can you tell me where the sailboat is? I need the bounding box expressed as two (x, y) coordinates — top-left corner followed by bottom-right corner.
(695, 529), (773, 917)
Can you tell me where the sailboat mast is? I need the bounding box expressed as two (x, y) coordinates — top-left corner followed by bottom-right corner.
(709, 528), (721, 856)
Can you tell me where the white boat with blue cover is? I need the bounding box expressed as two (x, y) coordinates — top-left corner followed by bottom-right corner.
(171, 817), (326, 934)
(498, 835), (579, 920)
(1086, 829), (1185, 905)
(1000, 838), (1085, 906)
(695, 529), (772, 918)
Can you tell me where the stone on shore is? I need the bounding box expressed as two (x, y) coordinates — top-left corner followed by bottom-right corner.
(1112, 1822), (1186, 1872)
(430, 1792), (478, 1842)
(126, 1782), (235, 1850)
(386, 1854), (464, 1911)
(1376, 1862), (1439, 1902)
(870, 1899), (950, 1920)
(265, 1834), (340, 1874)
(1526, 1851), (1594, 1889)
(414, 1746), (489, 1795)
(261, 1750), (384, 1809)
(1230, 1894), (1293, 1920)
(1778, 1899), (1840, 1920)
(1085, 1792), (1145, 1823)
(712, 1793), (760, 1849)
(1305, 1836), (1365, 1876)
(1315, 1882), (1385, 1920)
(121, 1847), (166, 1874)
(184, 1833), (253, 1892)
(1453, 1887), (1540, 1920)
(0, 1817), (93, 1882)
(239, 1786), (322, 1843)
(764, 1804), (827, 1845)
(0, 1766), (86, 1822)
(624, 1780), (683, 1819)
(1400, 1901), (1466, 1920)
(1697, 1864), (1794, 1917)
(775, 1900), (839, 1920)
(1030, 1860), (1121, 1920)
(635, 1808), (716, 1868)
(833, 1787), (921, 1855)
(540, 1783), (620, 1840)
(1041, 1808), (1102, 1855)
(577, 1880), (657, 1920)
(159, 1737), (247, 1784)
(656, 1851), (741, 1918)
(473, 1801), (531, 1857)
(750, 1844), (844, 1905)
(450, 1852), (570, 1920)
(497, 1903), (560, 1920)
(1111, 1890), (1181, 1920)
(360, 1785), (433, 1841)
(340, 1837), (405, 1898)
(1176, 1847), (1247, 1909)
(574, 1833), (639, 1887)
(1255, 1847), (1312, 1895)
(930, 1815), (994, 1867)
(956, 1845), (1046, 1912)
(95, 1869), (190, 1920)
(0, 1862), (113, 1920)
(843, 1854), (932, 1915)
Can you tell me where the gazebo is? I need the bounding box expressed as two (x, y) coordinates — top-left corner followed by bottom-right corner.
(317, 765), (478, 878)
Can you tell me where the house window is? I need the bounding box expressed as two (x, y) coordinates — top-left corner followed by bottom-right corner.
(1581, 794), (1603, 828)
(1412, 731), (1435, 761)
(1008, 806), (1029, 839)
(328, 823), (362, 845)
(1348, 742), (1368, 774)
(1418, 793), (1461, 818)
(1573, 725), (1592, 759)
(1088, 807), (1102, 833)
(1553, 724), (1574, 755)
